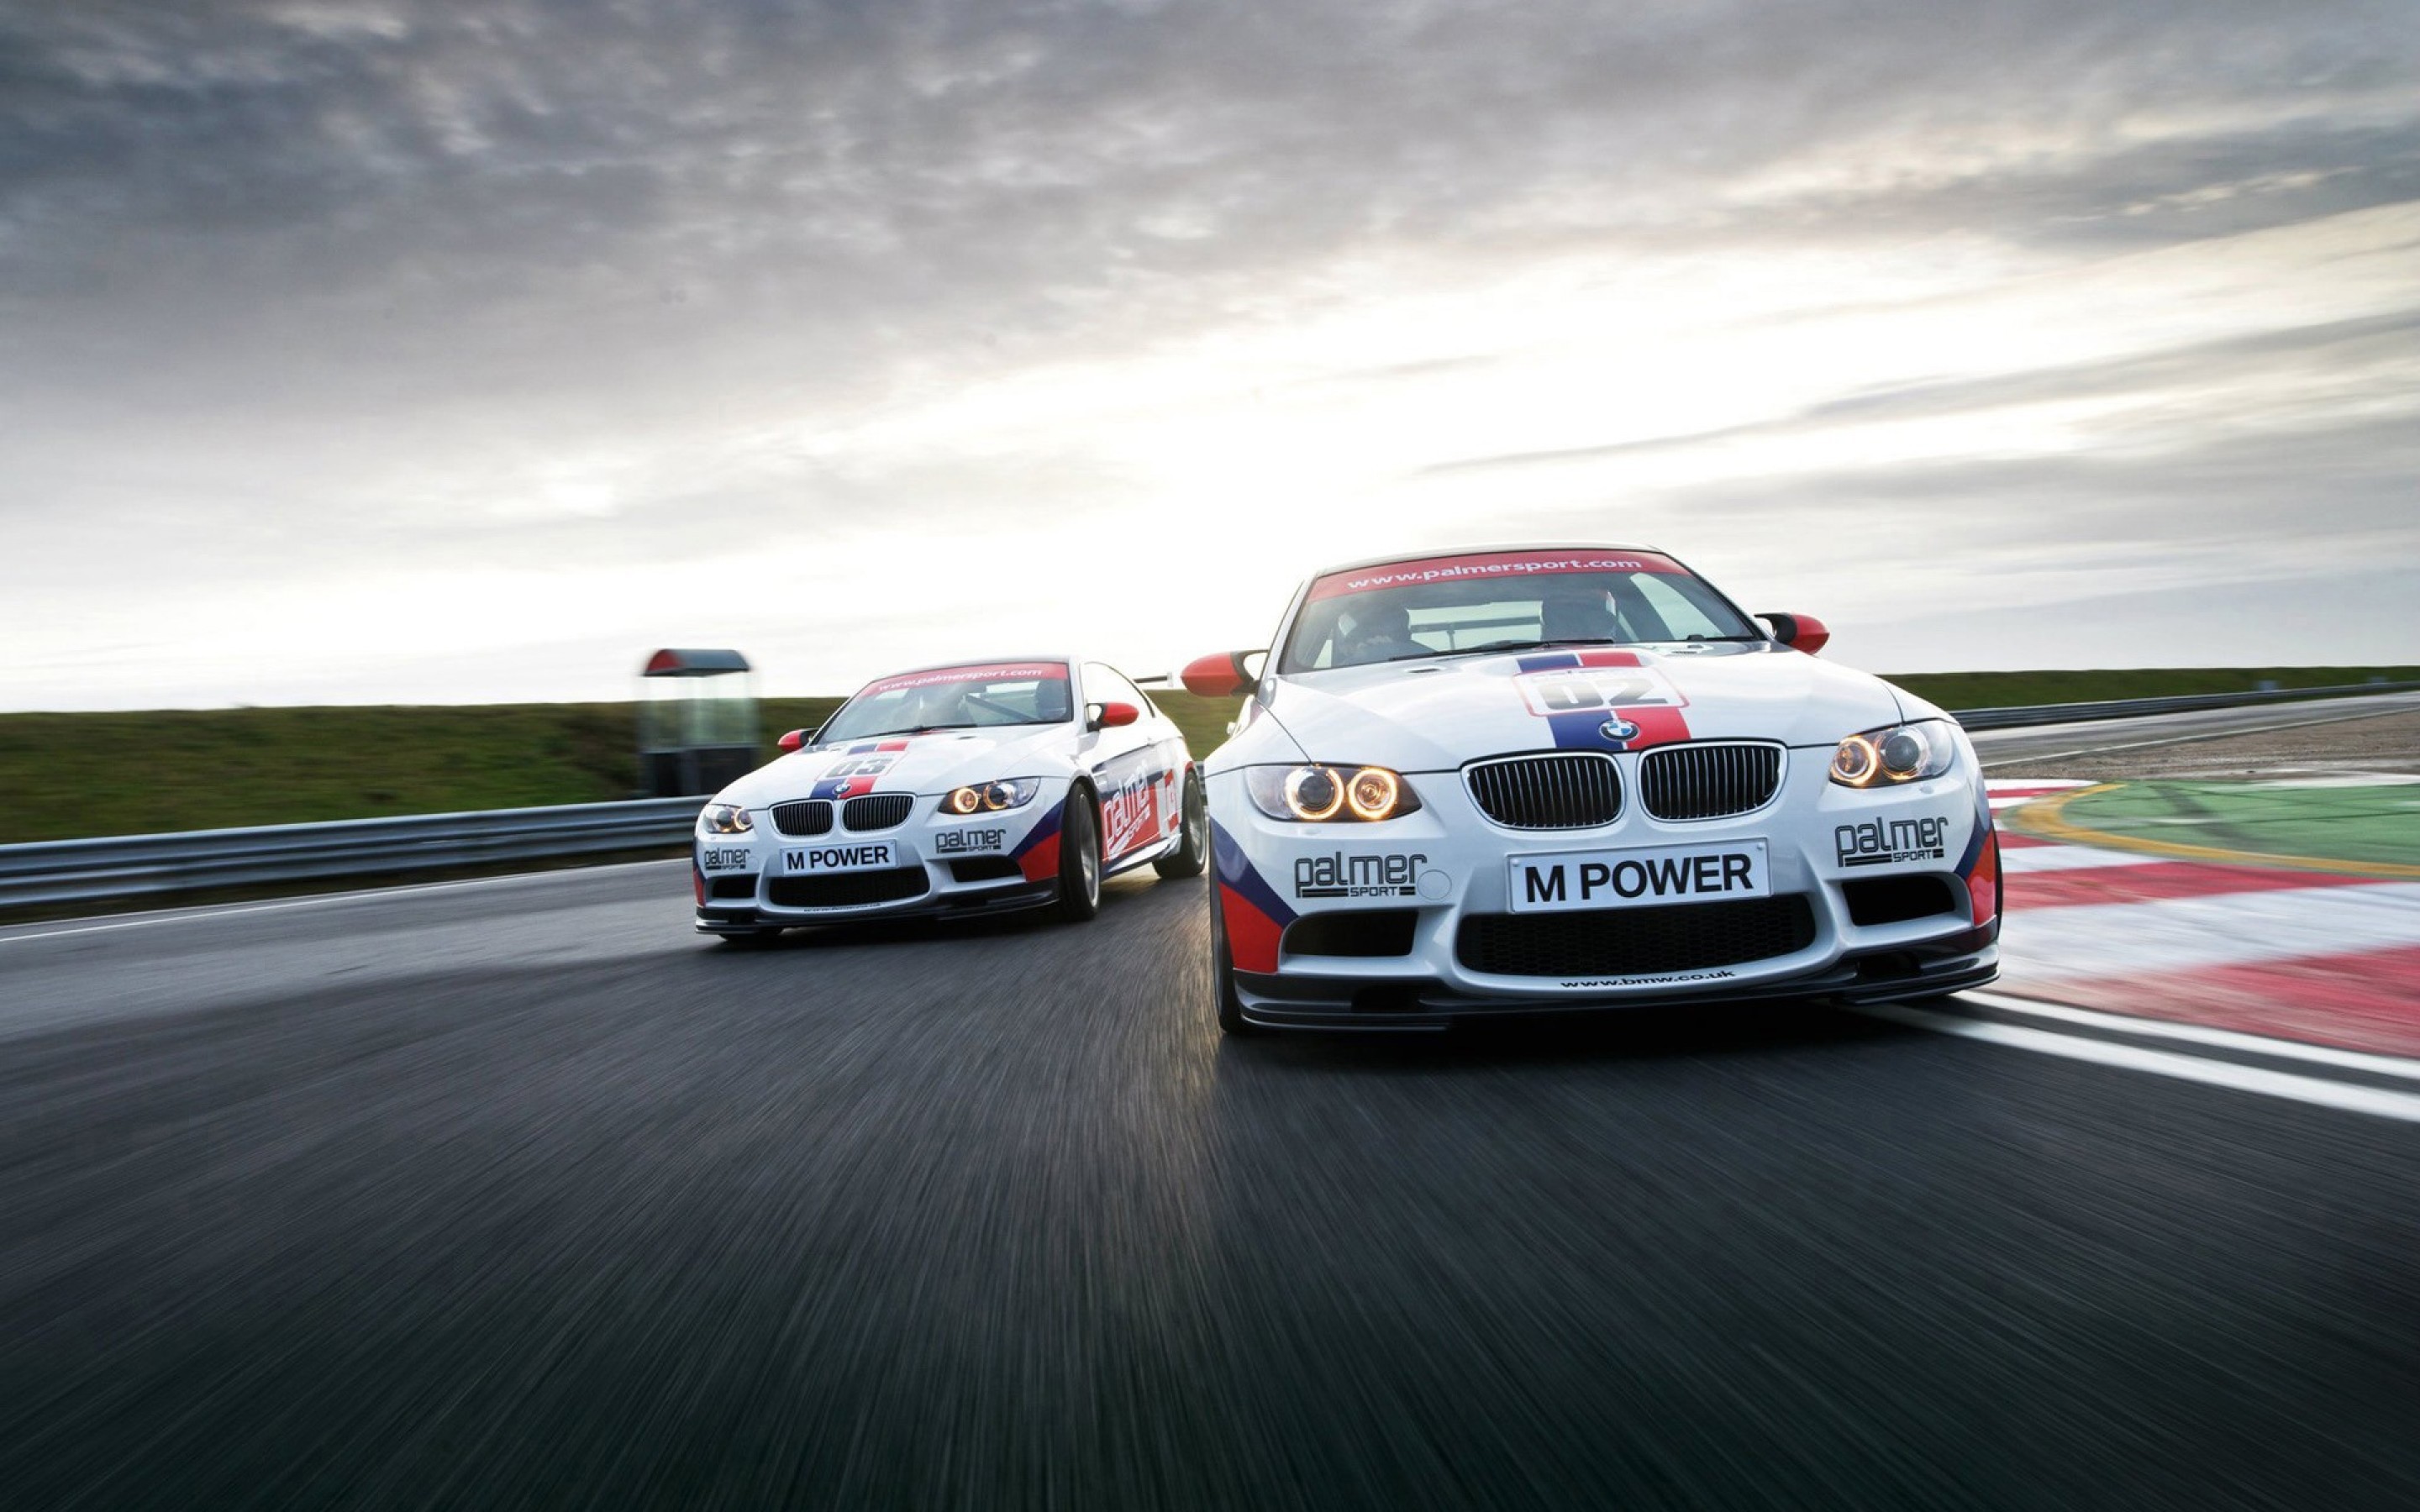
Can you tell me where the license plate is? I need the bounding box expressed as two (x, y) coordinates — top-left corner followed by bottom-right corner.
(779, 841), (900, 874)
(1508, 841), (1769, 913)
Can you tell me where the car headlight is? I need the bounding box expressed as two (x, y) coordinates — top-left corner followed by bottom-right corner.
(699, 801), (753, 835)
(942, 777), (1044, 815)
(1829, 720), (1960, 788)
(1244, 765), (1423, 822)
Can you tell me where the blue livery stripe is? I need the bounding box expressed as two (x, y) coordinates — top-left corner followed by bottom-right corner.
(1211, 824), (1297, 927)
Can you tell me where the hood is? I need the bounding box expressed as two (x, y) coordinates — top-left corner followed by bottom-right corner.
(714, 724), (1075, 807)
(1261, 644), (1904, 771)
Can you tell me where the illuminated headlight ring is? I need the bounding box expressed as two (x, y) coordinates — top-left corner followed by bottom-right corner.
(1244, 764), (1423, 822)
(700, 801), (753, 835)
(942, 777), (1044, 815)
(1830, 719), (1960, 788)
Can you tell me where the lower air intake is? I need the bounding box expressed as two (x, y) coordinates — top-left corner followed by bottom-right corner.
(766, 868), (929, 909)
(1456, 895), (1817, 977)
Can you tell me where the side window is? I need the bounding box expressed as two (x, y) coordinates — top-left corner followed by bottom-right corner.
(1633, 575), (1726, 640)
(1083, 663), (1151, 715)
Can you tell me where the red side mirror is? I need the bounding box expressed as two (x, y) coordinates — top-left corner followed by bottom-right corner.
(1761, 612), (1830, 656)
(1181, 650), (1258, 698)
(777, 729), (806, 753)
(1096, 701), (1140, 728)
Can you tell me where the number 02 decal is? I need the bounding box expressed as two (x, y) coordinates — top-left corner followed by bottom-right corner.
(1513, 669), (1686, 717)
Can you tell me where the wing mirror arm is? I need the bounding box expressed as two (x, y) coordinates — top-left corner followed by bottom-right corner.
(1758, 612), (1830, 656)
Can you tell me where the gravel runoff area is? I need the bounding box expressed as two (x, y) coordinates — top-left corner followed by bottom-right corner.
(1989, 706), (2420, 784)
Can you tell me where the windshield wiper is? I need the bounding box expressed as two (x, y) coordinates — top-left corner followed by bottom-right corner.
(841, 722), (983, 739)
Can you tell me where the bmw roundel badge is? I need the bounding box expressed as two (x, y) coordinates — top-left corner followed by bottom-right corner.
(1600, 717), (1640, 743)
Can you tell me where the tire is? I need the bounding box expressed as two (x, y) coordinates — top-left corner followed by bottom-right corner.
(1053, 789), (1103, 922)
(1207, 869), (1259, 1036)
(1153, 769), (1208, 879)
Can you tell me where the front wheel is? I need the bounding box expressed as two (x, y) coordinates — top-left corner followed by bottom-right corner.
(1053, 790), (1102, 922)
(1154, 769), (1207, 879)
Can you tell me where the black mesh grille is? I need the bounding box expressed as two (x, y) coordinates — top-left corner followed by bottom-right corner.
(765, 868), (929, 909)
(1284, 910), (1419, 958)
(706, 876), (756, 900)
(948, 858), (1022, 883)
(1639, 743), (1785, 821)
(1843, 875), (1961, 927)
(843, 794), (915, 831)
(770, 801), (834, 837)
(1456, 895), (1817, 977)
(1465, 754), (1623, 829)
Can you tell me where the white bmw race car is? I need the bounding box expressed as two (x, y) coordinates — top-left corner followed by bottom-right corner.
(1181, 547), (2002, 1032)
(693, 657), (1204, 941)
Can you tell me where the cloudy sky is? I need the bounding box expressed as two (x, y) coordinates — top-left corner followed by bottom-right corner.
(4, 0), (2417, 710)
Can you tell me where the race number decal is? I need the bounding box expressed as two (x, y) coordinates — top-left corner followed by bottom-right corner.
(1513, 666), (1686, 717)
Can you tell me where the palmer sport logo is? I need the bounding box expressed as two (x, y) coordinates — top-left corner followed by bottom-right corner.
(1295, 852), (1428, 899)
(1834, 816), (1949, 868)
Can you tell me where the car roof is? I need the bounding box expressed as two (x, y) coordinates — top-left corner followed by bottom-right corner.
(865, 655), (1080, 678)
(1303, 543), (1668, 578)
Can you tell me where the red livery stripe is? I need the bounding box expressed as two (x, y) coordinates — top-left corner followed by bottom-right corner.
(2003, 945), (2420, 1061)
(1219, 884), (1286, 974)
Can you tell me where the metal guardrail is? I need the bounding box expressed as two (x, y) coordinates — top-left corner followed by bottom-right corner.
(1, 682), (2412, 912)
(1949, 680), (2420, 731)
(0, 797), (703, 911)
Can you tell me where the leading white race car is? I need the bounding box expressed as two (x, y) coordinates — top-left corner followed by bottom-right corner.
(693, 657), (1204, 942)
(1181, 546), (2001, 1033)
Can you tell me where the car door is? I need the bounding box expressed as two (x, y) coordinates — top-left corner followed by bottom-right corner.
(1081, 661), (1179, 864)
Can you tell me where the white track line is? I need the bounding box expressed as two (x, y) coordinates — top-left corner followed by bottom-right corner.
(1959, 989), (2420, 1083)
(1859, 1000), (2420, 1124)
(1998, 846), (2167, 874)
(2001, 881), (2420, 979)
(0, 858), (678, 947)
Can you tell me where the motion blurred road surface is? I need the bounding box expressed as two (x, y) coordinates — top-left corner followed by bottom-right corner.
(3, 701), (2417, 1509)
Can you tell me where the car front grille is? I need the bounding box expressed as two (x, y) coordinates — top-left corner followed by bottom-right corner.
(765, 868), (929, 910)
(1455, 895), (1817, 977)
(771, 800), (834, 837)
(843, 794), (915, 831)
(1638, 742), (1785, 821)
(1465, 753), (1623, 829)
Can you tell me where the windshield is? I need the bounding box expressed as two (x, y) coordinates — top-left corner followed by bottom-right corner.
(1279, 549), (1760, 672)
(818, 661), (1073, 743)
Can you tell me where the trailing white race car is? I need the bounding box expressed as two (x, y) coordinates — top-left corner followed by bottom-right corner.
(693, 658), (1204, 942)
(1181, 546), (2001, 1032)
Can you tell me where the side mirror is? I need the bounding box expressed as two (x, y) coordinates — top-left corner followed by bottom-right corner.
(777, 729), (807, 753)
(1760, 612), (1830, 656)
(1181, 649), (1267, 698)
(1091, 701), (1141, 730)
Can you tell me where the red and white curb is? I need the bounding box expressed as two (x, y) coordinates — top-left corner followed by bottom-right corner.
(1861, 780), (2420, 1122)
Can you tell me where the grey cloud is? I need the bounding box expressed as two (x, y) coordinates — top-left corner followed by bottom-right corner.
(1478, 407), (2420, 579)
(4, 0), (2418, 702)
(1423, 306), (2420, 477)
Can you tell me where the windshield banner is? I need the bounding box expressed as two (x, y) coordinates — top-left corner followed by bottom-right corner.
(858, 662), (1070, 696)
(1307, 550), (1686, 601)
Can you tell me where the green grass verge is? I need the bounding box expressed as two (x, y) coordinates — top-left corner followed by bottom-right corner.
(2056, 779), (2420, 871)
(1, 669), (2406, 845)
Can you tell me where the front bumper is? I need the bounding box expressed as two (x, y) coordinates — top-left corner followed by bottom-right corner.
(1209, 748), (2000, 1027)
(692, 790), (1067, 932)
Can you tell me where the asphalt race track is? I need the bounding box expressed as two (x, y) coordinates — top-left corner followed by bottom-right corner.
(4, 702), (2417, 1509)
